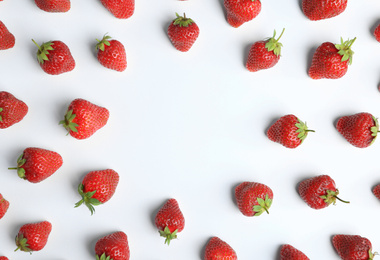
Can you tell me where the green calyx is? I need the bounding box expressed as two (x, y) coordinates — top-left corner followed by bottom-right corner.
(369, 250), (378, 260)
(159, 226), (178, 246)
(96, 34), (112, 52)
(96, 253), (113, 260)
(0, 107), (3, 122)
(59, 109), (79, 135)
(295, 118), (315, 143)
(15, 233), (31, 253)
(265, 28), (285, 57)
(370, 116), (379, 145)
(335, 37), (356, 65)
(253, 194), (272, 216)
(74, 183), (102, 215)
(32, 39), (54, 64)
(320, 189), (350, 206)
(173, 13), (194, 27)
(8, 154), (27, 180)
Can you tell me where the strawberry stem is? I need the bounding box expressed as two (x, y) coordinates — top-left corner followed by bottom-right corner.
(159, 226), (178, 246)
(274, 28), (285, 43)
(334, 195), (350, 204)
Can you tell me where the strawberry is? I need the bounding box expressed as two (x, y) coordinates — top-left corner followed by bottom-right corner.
(0, 257), (9, 260)
(373, 184), (380, 200)
(96, 34), (127, 72)
(280, 244), (310, 260)
(204, 237), (237, 260)
(34, 0), (70, 12)
(32, 39), (75, 75)
(95, 231), (130, 260)
(298, 175), (349, 209)
(59, 98), (109, 140)
(246, 28), (285, 72)
(154, 198), (185, 245)
(308, 37), (355, 79)
(75, 169), (119, 215)
(8, 147), (63, 183)
(100, 0), (134, 19)
(15, 221), (52, 252)
(224, 0), (261, 28)
(167, 13), (199, 52)
(0, 193), (9, 220)
(336, 112), (378, 148)
(333, 234), (376, 260)
(0, 21), (15, 50)
(0, 91), (28, 129)
(302, 0), (347, 21)
(374, 24), (380, 43)
(267, 114), (314, 149)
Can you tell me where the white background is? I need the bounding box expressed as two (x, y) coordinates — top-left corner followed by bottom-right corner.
(1, 0), (380, 259)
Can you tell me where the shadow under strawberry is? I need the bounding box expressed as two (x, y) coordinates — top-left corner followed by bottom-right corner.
(370, 19), (380, 36)
(243, 42), (252, 69)
(199, 236), (213, 259)
(264, 116), (282, 136)
(306, 45), (318, 75)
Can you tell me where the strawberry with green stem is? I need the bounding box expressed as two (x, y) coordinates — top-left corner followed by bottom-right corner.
(95, 231), (130, 260)
(15, 221), (52, 253)
(167, 13), (199, 52)
(96, 34), (127, 72)
(333, 234), (378, 260)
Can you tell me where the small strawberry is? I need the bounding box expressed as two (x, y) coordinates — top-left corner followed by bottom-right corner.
(224, 0), (261, 28)
(59, 98), (109, 140)
(100, 0), (134, 19)
(302, 0), (347, 21)
(0, 193), (9, 220)
(374, 24), (380, 43)
(34, 0), (70, 12)
(246, 28), (285, 72)
(267, 114), (314, 149)
(8, 147), (63, 183)
(308, 37), (356, 79)
(96, 34), (127, 72)
(167, 13), (199, 52)
(32, 39), (75, 75)
(0, 91), (28, 129)
(0, 21), (15, 50)
(204, 237), (237, 260)
(280, 244), (310, 260)
(15, 221), (52, 252)
(75, 169), (119, 215)
(333, 234), (377, 260)
(336, 112), (378, 148)
(95, 231), (130, 260)
(373, 184), (380, 200)
(0, 257), (9, 260)
(154, 198), (185, 245)
(298, 175), (349, 209)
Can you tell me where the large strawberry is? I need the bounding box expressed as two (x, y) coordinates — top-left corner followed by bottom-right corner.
(100, 0), (134, 19)
(302, 0), (347, 21)
(35, 0), (71, 12)
(267, 114), (314, 148)
(0, 21), (15, 50)
(95, 231), (130, 260)
(59, 98), (109, 140)
(15, 221), (52, 252)
(75, 169), (119, 215)
(333, 234), (376, 260)
(204, 237), (237, 260)
(246, 29), (284, 72)
(224, 0), (261, 28)
(0, 193), (9, 220)
(167, 13), (199, 52)
(308, 37), (355, 79)
(32, 39), (75, 75)
(154, 198), (185, 245)
(96, 34), (127, 72)
(336, 112), (378, 148)
(280, 244), (310, 260)
(8, 147), (63, 183)
(0, 91), (28, 129)
(298, 175), (349, 209)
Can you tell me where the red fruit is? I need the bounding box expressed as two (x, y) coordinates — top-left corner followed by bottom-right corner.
(204, 237), (237, 260)
(0, 91), (28, 129)
(15, 221), (52, 252)
(336, 112), (378, 148)
(154, 198), (185, 245)
(0, 21), (15, 50)
(167, 13), (200, 52)
(333, 234), (376, 260)
(308, 37), (355, 79)
(0, 193), (9, 220)
(298, 175), (349, 209)
(100, 0), (134, 19)
(32, 39), (75, 75)
(235, 181), (273, 217)
(0, 257), (9, 260)
(75, 169), (119, 215)
(267, 114), (314, 148)
(95, 231), (130, 260)
(246, 28), (285, 72)
(374, 24), (380, 43)
(280, 244), (310, 260)
(224, 0), (261, 28)
(302, 0), (347, 21)
(34, 0), (70, 12)
(373, 184), (380, 200)
(8, 147), (63, 183)
(59, 98), (109, 140)
(96, 35), (127, 72)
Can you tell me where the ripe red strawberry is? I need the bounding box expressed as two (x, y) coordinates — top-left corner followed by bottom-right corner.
(75, 169), (119, 215)
(32, 39), (75, 75)
(373, 184), (380, 200)
(302, 0), (347, 21)
(336, 112), (378, 148)
(0, 91), (28, 129)
(308, 37), (356, 79)
(267, 114), (314, 148)
(204, 237), (237, 260)
(298, 175), (349, 209)
(167, 13), (199, 52)
(0, 257), (9, 260)
(374, 24), (380, 43)
(96, 34), (127, 72)
(35, 0), (70, 12)
(0, 193), (9, 220)
(155, 198), (185, 245)
(100, 0), (134, 19)
(95, 231), (130, 260)
(235, 181), (273, 217)
(15, 221), (52, 252)
(246, 29), (284, 72)
(59, 98), (109, 140)
(333, 234), (376, 260)
(0, 21), (15, 50)
(280, 244), (310, 260)
(8, 147), (63, 183)
(224, 0), (261, 28)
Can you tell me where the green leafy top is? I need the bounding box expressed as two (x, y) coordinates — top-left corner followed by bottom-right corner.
(295, 118), (315, 143)
(74, 183), (102, 215)
(8, 153), (27, 179)
(159, 226), (178, 246)
(15, 233), (32, 253)
(253, 194), (272, 216)
(320, 189), (350, 206)
(96, 253), (113, 260)
(335, 37), (356, 65)
(370, 116), (379, 145)
(368, 250), (378, 260)
(32, 39), (54, 64)
(265, 28), (285, 57)
(96, 34), (112, 52)
(172, 13), (194, 27)
(59, 109), (79, 135)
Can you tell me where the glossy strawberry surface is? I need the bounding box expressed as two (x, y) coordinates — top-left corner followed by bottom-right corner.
(302, 0), (347, 21)
(95, 231), (130, 260)
(0, 21), (15, 50)
(0, 91), (28, 129)
(97, 37), (127, 72)
(34, 0), (70, 12)
(280, 244), (310, 260)
(224, 0), (261, 28)
(204, 237), (237, 260)
(246, 41), (280, 72)
(100, 0), (134, 19)
(333, 234), (375, 260)
(235, 181), (273, 216)
(0, 193), (9, 220)
(15, 221), (52, 252)
(167, 13), (199, 52)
